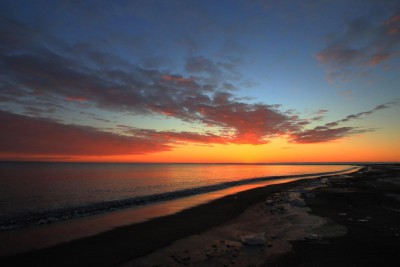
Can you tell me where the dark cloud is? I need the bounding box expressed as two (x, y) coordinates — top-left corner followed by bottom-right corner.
(289, 126), (370, 144)
(184, 56), (240, 84)
(0, 16), (301, 144)
(2, 35), (392, 147)
(0, 15), (42, 53)
(0, 5), (397, 157)
(316, 10), (400, 81)
(0, 100), (395, 159)
(324, 102), (396, 126)
(185, 56), (223, 76)
(316, 109), (328, 115)
(289, 102), (397, 143)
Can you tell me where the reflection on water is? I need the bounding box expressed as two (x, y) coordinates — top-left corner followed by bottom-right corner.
(0, 163), (353, 215)
(0, 167), (360, 258)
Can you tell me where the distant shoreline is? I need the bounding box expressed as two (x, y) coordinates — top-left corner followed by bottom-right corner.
(1, 160), (397, 165)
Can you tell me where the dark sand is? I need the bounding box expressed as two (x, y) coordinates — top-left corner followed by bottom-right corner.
(1, 164), (399, 266)
(268, 164), (400, 267)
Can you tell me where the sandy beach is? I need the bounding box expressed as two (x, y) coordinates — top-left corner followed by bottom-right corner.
(1, 164), (399, 266)
(2, 1), (399, 266)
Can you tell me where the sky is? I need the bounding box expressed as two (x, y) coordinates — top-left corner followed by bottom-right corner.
(0, 0), (399, 163)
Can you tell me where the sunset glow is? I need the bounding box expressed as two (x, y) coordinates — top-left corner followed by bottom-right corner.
(0, 0), (399, 163)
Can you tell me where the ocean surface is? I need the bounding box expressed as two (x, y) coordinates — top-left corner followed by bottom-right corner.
(0, 162), (354, 231)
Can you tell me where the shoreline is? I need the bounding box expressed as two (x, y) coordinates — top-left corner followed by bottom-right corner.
(0, 172), (352, 266)
(0, 166), (356, 258)
(268, 164), (400, 266)
(2, 165), (397, 266)
(123, 164), (400, 267)
(0, 165), (356, 233)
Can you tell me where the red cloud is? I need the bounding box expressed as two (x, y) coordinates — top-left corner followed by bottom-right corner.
(384, 12), (400, 35)
(127, 128), (228, 145)
(316, 11), (400, 81)
(0, 16), (396, 151)
(194, 102), (296, 144)
(0, 110), (171, 158)
(0, 111), (229, 160)
(368, 52), (392, 66)
(0, 99), (395, 160)
(66, 96), (88, 102)
(161, 74), (193, 84)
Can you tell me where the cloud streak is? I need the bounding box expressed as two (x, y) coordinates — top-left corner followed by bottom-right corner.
(0, 99), (395, 159)
(289, 126), (370, 144)
(324, 102), (396, 128)
(316, 10), (400, 81)
(0, 110), (171, 157)
(0, 15), (302, 145)
(289, 102), (397, 144)
(0, 5), (398, 160)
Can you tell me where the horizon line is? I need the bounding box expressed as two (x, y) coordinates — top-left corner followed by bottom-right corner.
(0, 160), (398, 165)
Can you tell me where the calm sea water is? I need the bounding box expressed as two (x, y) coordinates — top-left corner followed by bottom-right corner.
(0, 162), (353, 231)
(0, 162), (358, 256)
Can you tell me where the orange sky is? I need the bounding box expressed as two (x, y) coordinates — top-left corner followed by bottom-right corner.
(1, 1), (400, 163)
(3, 134), (398, 163)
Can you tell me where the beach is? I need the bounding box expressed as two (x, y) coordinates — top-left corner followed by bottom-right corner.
(1, 164), (399, 266)
(2, 2), (399, 266)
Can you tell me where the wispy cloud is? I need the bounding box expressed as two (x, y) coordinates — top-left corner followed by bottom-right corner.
(316, 10), (400, 81)
(324, 102), (396, 128)
(0, 15), (301, 145)
(290, 102), (396, 143)
(0, 5), (398, 159)
(289, 126), (370, 144)
(0, 99), (395, 158)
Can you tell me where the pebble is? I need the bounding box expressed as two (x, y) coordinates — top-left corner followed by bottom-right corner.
(305, 234), (319, 240)
(240, 232), (266, 246)
(265, 200), (274, 205)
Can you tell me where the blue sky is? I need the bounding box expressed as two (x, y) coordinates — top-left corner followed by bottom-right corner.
(0, 0), (399, 162)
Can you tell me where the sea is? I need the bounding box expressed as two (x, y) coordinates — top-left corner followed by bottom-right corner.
(0, 162), (357, 256)
(0, 162), (355, 230)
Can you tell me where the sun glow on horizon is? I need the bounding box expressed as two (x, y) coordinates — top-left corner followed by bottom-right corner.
(0, 1), (399, 163)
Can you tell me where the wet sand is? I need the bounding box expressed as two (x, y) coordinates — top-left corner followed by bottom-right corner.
(1, 164), (399, 266)
(268, 164), (400, 267)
